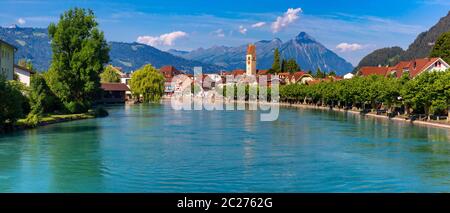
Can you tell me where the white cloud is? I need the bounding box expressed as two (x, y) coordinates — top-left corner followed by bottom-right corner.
(137, 31), (187, 46)
(251, 22), (266, 28)
(213, 29), (225, 37)
(17, 18), (26, 25)
(336, 43), (364, 52)
(239, 25), (247, 34)
(271, 8), (302, 33)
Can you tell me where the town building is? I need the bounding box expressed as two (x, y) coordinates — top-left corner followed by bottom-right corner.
(343, 73), (354, 79)
(290, 71), (314, 84)
(100, 83), (130, 103)
(0, 39), (16, 80)
(358, 57), (450, 78)
(246, 44), (256, 75)
(14, 64), (35, 86)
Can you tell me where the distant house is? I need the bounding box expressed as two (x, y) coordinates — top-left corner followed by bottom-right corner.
(14, 64), (35, 86)
(159, 65), (184, 78)
(358, 57), (450, 78)
(343, 73), (354, 79)
(358, 66), (390, 77)
(290, 71), (314, 84)
(0, 39), (16, 80)
(100, 83), (130, 103)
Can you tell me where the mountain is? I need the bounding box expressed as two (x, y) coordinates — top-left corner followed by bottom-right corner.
(355, 47), (405, 71)
(166, 49), (190, 56)
(178, 32), (354, 75)
(356, 11), (450, 69)
(402, 11), (450, 60)
(109, 42), (223, 73)
(0, 26), (52, 71)
(0, 26), (223, 73)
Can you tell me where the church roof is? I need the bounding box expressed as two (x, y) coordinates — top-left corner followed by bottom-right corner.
(247, 44), (256, 57)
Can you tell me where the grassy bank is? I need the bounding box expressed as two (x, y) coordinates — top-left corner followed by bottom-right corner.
(7, 107), (109, 132)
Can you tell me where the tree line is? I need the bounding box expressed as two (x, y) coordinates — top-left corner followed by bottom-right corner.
(1, 8), (110, 130)
(280, 71), (450, 120)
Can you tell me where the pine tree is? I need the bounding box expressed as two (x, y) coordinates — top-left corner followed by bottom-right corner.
(271, 48), (281, 73)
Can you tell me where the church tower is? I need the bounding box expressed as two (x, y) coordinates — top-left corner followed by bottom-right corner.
(246, 44), (256, 75)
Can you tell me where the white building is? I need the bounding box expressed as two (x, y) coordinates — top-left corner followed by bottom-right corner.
(343, 73), (354, 79)
(14, 64), (34, 86)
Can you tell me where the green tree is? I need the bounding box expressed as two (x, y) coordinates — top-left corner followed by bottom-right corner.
(130, 64), (165, 102)
(100, 65), (121, 83)
(286, 59), (299, 74)
(46, 8), (110, 113)
(315, 68), (326, 78)
(0, 76), (27, 130)
(28, 73), (60, 115)
(281, 59), (287, 72)
(430, 31), (450, 63)
(328, 71), (336, 77)
(18, 59), (35, 71)
(271, 48), (281, 73)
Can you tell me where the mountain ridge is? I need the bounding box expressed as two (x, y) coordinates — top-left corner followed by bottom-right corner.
(355, 11), (450, 70)
(0, 26), (223, 73)
(175, 32), (354, 75)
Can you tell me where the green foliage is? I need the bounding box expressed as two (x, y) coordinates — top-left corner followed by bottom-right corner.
(271, 48), (281, 73)
(100, 65), (121, 83)
(94, 106), (109, 117)
(46, 8), (110, 113)
(315, 68), (326, 78)
(24, 113), (40, 127)
(281, 59), (287, 73)
(430, 31), (450, 63)
(280, 70), (450, 118)
(286, 59), (299, 73)
(18, 59), (35, 71)
(355, 47), (404, 72)
(130, 64), (165, 102)
(0, 76), (27, 129)
(328, 71), (336, 77)
(28, 73), (60, 115)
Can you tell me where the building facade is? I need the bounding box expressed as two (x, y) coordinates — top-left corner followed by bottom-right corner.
(14, 64), (35, 86)
(0, 39), (16, 80)
(358, 57), (450, 78)
(246, 44), (256, 75)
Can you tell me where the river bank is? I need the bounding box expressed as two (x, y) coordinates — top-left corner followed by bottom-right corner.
(277, 102), (450, 130)
(0, 108), (109, 134)
(165, 96), (450, 130)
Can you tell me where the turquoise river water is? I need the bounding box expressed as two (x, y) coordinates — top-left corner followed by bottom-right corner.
(1, 102), (450, 192)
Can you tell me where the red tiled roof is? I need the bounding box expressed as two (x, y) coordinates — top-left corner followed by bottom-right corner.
(101, 83), (130, 91)
(359, 66), (390, 76)
(257, 70), (269, 75)
(291, 71), (314, 82)
(231, 69), (245, 76)
(159, 65), (184, 78)
(247, 44), (256, 57)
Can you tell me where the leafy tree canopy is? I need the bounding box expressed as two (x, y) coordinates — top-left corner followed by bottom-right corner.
(46, 8), (110, 113)
(100, 65), (121, 83)
(430, 31), (450, 63)
(130, 64), (165, 103)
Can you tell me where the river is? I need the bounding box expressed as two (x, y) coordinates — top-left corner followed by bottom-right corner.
(1, 102), (450, 192)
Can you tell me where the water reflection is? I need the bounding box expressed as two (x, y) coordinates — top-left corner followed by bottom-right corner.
(0, 103), (450, 192)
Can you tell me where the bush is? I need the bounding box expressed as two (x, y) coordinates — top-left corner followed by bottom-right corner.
(24, 113), (40, 127)
(94, 106), (109, 117)
(0, 77), (27, 129)
(29, 73), (61, 115)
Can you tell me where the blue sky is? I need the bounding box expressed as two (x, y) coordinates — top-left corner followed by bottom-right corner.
(0, 0), (449, 65)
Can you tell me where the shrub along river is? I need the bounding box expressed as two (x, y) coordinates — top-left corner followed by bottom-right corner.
(0, 102), (450, 192)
